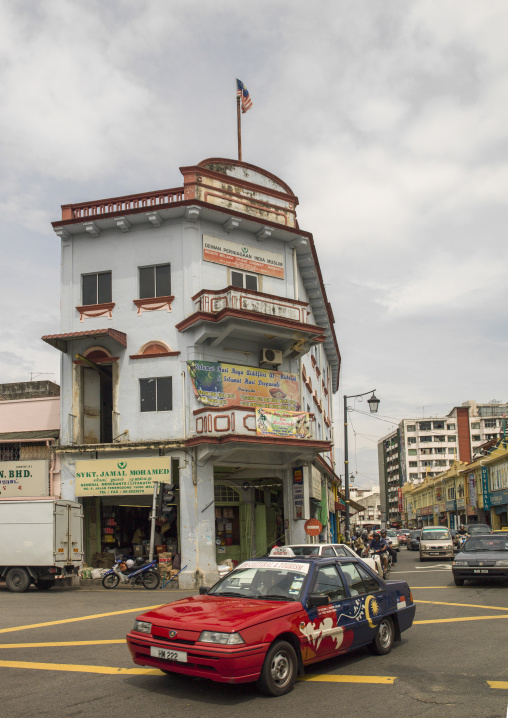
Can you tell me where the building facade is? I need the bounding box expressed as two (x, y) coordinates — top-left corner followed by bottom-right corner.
(0, 381), (60, 500)
(42, 158), (342, 588)
(379, 400), (508, 526)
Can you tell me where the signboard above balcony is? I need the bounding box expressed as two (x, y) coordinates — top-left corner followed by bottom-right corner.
(188, 360), (300, 411)
(203, 235), (285, 279)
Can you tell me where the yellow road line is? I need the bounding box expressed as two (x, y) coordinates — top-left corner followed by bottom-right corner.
(0, 638), (125, 649)
(300, 674), (395, 685)
(415, 615), (508, 625)
(0, 605), (163, 634)
(408, 586), (451, 589)
(414, 600), (508, 612)
(0, 659), (163, 675)
(488, 681), (508, 690)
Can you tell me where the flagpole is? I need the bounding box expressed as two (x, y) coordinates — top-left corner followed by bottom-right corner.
(237, 94), (242, 162)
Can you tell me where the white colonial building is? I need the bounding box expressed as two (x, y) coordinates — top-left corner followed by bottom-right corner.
(42, 157), (342, 587)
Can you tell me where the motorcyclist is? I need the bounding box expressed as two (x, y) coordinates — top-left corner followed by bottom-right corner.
(369, 530), (389, 571)
(353, 531), (365, 556)
(381, 529), (397, 565)
(457, 525), (468, 536)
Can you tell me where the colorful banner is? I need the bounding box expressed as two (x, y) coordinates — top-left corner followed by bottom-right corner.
(481, 466), (490, 510)
(468, 473), (477, 508)
(293, 466), (304, 520)
(256, 407), (310, 439)
(203, 235), (284, 279)
(188, 360), (300, 410)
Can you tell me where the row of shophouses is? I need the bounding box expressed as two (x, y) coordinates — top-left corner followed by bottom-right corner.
(0, 156), (367, 588)
(402, 436), (508, 530)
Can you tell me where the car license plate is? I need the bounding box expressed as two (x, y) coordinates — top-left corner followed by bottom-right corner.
(150, 647), (187, 663)
(473, 569), (489, 574)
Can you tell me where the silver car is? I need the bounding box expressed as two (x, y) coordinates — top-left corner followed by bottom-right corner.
(419, 526), (454, 561)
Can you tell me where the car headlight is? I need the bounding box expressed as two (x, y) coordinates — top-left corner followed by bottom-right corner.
(421, 544), (428, 550)
(445, 544), (453, 549)
(199, 631), (245, 645)
(495, 560), (508, 566)
(453, 561), (467, 566)
(133, 620), (152, 634)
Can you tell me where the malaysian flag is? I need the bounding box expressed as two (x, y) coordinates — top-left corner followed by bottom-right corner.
(236, 79), (253, 113)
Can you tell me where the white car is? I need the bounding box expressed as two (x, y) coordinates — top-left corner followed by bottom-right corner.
(271, 544), (383, 577)
(384, 530), (400, 551)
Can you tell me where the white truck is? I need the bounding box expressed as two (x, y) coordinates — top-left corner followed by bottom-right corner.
(0, 499), (83, 592)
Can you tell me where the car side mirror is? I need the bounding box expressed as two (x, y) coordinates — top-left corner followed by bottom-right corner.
(307, 594), (329, 608)
(199, 586), (210, 595)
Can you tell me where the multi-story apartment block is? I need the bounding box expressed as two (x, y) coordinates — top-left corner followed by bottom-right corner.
(349, 486), (382, 528)
(379, 400), (508, 525)
(41, 157), (342, 587)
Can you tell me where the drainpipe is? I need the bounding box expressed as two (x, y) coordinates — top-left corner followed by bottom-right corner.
(46, 440), (55, 495)
(182, 370), (186, 439)
(292, 248), (299, 301)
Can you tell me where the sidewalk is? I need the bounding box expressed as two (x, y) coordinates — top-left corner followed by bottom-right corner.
(78, 577), (182, 590)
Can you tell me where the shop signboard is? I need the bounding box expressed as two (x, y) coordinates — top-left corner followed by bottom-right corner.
(0, 460), (49, 497)
(292, 466), (304, 520)
(481, 466), (490, 510)
(445, 500), (457, 512)
(468, 473), (477, 509)
(490, 463), (508, 492)
(398, 487), (403, 513)
(188, 360), (300, 410)
(256, 407), (310, 439)
(328, 489), (335, 513)
(449, 514), (456, 530)
(438, 502), (446, 513)
(421, 506), (433, 516)
(456, 498), (466, 510)
(310, 467), (322, 500)
(203, 235), (285, 279)
(433, 505), (439, 515)
(75, 458), (171, 497)
(489, 488), (508, 507)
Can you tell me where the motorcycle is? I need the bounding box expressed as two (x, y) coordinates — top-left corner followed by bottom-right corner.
(102, 556), (160, 589)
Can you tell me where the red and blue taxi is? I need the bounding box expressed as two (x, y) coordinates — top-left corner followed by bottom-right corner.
(126, 548), (416, 696)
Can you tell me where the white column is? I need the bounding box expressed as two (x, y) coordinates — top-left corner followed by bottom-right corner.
(286, 465), (312, 544)
(179, 452), (218, 589)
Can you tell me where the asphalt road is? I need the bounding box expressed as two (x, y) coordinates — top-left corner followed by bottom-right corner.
(0, 550), (507, 718)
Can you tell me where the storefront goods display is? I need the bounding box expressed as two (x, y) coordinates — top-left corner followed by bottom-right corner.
(188, 360), (300, 410)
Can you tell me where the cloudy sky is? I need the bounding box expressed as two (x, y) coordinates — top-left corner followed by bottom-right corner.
(1, 1), (507, 487)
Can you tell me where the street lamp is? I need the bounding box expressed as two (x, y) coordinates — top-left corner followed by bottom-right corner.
(344, 390), (380, 540)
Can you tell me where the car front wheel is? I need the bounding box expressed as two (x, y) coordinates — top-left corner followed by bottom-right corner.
(257, 640), (297, 696)
(454, 578), (465, 586)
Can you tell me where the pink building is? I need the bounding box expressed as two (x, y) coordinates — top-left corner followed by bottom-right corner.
(0, 382), (61, 499)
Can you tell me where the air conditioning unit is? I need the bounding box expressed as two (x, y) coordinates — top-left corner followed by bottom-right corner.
(259, 348), (283, 367)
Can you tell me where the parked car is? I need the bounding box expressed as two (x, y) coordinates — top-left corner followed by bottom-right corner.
(419, 526), (454, 561)
(465, 523), (491, 535)
(276, 544), (382, 577)
(452, 534), (508, 586)
(127, 552), (416, 695)
(407, 530), (421, 551)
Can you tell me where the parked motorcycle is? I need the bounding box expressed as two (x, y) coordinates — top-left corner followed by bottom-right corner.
(102, 556), (160, 589)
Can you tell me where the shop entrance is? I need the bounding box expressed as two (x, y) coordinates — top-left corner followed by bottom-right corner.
(82, 359), (113, 444)
(213, 469), (285, 567)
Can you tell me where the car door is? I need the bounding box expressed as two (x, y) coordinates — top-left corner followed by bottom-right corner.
(336, 561), (387, 647)
(300, 563), (356, 662)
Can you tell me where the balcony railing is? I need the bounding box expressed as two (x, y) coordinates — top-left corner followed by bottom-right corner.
(61, 187), (184, 220)
(192, 286), (310, 324)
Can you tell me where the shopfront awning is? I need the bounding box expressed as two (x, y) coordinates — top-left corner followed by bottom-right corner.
(337, 491), (366, 513)
(0, 429), (59, 441)
(42, 329), (127, 353)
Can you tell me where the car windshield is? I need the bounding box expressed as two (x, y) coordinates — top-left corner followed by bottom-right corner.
(288, 546), (321, 556)
(421, 530), (450, 540)
(468, 525), (491, 535)
(464, 537), (508, 552)
(385, 531), (397, 537)
(209, 562), (309, 600)
(411, 531), (421, 538)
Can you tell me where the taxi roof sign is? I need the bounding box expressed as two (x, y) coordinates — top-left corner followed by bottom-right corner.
(269, 546), (295, 557)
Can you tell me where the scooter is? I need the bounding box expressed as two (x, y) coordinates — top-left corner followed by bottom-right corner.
(102, 556), (160, 590)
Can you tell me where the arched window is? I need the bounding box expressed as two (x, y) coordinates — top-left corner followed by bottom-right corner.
(129, 341), (180, 360)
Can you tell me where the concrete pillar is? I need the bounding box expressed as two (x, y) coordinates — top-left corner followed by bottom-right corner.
(285, 465), (312, 544)
(179, 453), (218, 589)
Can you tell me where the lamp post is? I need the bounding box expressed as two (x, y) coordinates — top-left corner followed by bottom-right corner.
(343, 390), (380, 540)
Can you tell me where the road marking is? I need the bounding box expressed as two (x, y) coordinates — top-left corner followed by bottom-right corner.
(406, 586), (451, 589)
(0, 638), (125, 649)
(487, 681), (508, 690)
(0, 605), (163, 635)
(391, 569), (451, 574)
(414, 615), (508, 625)
(300, 674), (396, 685)
(0, 659), (164, 675)
(414, 600), (508, 612)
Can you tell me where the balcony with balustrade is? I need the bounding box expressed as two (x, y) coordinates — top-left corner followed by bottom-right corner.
(176, 286), (326, 355)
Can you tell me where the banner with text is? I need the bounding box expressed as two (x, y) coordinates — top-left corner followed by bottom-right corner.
(203, 234), (284, 279)
(75, 457), (171, 497)
(256, 407), (310, 439)
(188, 360), (300, 410)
